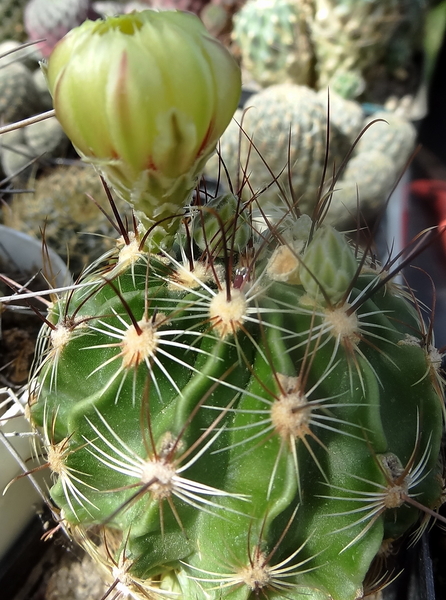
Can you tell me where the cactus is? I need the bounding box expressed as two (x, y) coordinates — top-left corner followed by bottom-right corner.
(0, 61), (43, 123)
(0, 116), (68, 180)
(27, 179), (446, 600)
(232, 0), (427, 103)
(24, 0), (99, 58)
(232, 0), (314, 87)
(2, 164), (120, 276)
(5, 8), (445, 600)
(205, 84), (416, 227)
(309, 0), (406, 92)
(206, 84), (335, 216)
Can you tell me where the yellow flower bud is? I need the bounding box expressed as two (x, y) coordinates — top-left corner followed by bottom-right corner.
(44, 10), (241, 246)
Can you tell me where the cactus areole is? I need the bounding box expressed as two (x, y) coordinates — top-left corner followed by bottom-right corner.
(28, 9), (445, 600)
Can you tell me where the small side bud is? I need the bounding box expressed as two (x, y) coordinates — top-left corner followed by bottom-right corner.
(300, 225), (357, 304)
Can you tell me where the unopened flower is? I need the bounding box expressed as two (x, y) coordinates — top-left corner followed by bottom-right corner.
(44, 9), (241, 246)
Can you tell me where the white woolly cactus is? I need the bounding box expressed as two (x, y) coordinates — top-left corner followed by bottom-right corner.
(2, 8), (445, 600)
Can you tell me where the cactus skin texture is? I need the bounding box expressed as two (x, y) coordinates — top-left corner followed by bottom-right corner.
(309, 0), (406, 91)
(3, 164), (119, 276)
(28, 190), (445, 599)
(232, 0), (313, 87)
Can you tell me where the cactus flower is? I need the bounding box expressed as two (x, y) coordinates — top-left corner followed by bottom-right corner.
(44, 9), (241, 246)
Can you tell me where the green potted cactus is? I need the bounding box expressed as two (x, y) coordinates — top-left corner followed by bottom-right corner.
(2, 8), (445, 600)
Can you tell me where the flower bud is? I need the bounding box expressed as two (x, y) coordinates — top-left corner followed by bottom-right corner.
(300, 225), (358, 305)
(44, 10), (241, 247)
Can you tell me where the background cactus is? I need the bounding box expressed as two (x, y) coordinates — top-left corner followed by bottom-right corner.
(232, 0), (427, 105)
(0, 116), (68, 181)
(205, 83), (416, 227)
(24, 0), (99, 58)
(0, 0), (27, 44)
(309, 0), (408, 92)
(3, 8), (445, 600)
(2, 163), (120, 276)
(231, 0), (314, 87)
(0, 40), (62, 180)
(0, 61), (42, 124)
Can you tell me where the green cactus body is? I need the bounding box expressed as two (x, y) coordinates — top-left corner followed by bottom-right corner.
(29, 207), (445, 599)
(19, 8), (444, 600)
(232, 0), (314, 87)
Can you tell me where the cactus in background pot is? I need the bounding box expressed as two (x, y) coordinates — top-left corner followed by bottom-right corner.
(2, 164), (119, 276)
(232, 0), (427, 104)
(205, 83), (416, 227)
(309, 0), (407, 94)
(6, 8), (445, 600)
(0, 60), (43, 123)
(231, 0), (314, 87)
(24, 0), (99, 58)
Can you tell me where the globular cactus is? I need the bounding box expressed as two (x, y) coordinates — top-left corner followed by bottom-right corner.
(0, 39), (41, 70)
(205, 84), (332, 215)
(24, 0), (99, 58)
(0, 116), (68, 180)
(0, 60), (43, 123)
(231, 0), (314, 87)
(10, 8), (445, 600)
(232, 0), (427, 103)
(205, 83), (416, 227)
(2, 164), (119, 276)
(309, 0), (407, 93)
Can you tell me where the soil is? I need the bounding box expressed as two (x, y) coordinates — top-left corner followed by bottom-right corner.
(0, 255), (46, 392)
